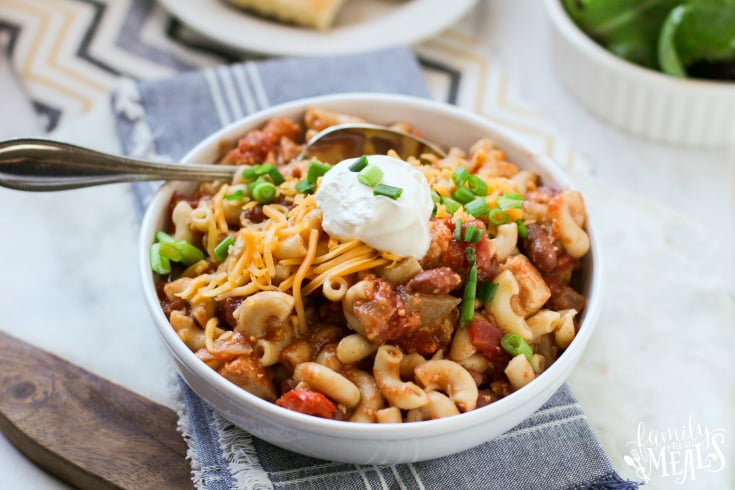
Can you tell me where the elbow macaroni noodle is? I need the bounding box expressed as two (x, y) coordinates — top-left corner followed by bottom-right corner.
(486, 270), (534, 341)
(154, 108), (591, 422)
(488, 222), (518, 262)
(505, 354), (536, 391)
(414, 360), (479, 413)
(374, 345), (429, 410)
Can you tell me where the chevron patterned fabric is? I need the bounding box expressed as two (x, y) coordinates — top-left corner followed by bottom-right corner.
(0, 0), (232, 131)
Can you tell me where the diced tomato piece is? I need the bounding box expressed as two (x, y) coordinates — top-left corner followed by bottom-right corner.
(395, 328), (441, 356)
(468, 316), (507, 364)
(276, 390), (337, 419)
(445, 219), (499, 281)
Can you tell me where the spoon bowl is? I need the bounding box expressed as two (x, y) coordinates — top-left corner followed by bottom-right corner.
(300, 123), (445, 163)
(0, 123), (445, 192)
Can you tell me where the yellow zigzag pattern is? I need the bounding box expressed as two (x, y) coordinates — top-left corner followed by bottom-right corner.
(3, 0), (109, 120)
(0, 0), (223, 129)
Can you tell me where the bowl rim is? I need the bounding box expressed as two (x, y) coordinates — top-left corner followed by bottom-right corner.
(139, 92), (603, 440)
(543, 0), (735, 92)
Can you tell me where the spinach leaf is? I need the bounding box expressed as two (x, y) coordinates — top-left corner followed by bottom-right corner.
(658, 5), (688, 76)
(563, 0), (735, 79)
(659, 0), (735, 77)
(563, 0), (680, 68)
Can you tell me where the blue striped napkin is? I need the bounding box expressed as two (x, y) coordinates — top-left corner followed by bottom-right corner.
(111, 47), (638, 490)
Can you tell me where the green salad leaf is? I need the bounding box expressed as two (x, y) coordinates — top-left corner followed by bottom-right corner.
(564, 0), (735, 80)
(658, 5), (689, 76)
(563, 0), (680, 69)
(659, 0), (735, 77)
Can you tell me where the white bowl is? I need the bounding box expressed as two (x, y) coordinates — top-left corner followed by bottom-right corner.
(139, 93), (603, 464)
(544, 0), (735, 148)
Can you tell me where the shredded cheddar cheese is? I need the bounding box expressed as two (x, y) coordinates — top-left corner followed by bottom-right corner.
(205, 317), (219, 353)
(293, 228), (319, 335)
(168, 122), (534, 338)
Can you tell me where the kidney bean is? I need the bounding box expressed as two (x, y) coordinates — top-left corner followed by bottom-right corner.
(524, 223), (557, 272)
(219, 296), (244, 329)
(406, 267), (462, 295)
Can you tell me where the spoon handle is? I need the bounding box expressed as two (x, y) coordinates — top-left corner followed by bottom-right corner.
(0, 138), (236, 191)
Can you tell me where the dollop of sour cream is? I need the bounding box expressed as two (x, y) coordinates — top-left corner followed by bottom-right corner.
(314, 155), (434, 258)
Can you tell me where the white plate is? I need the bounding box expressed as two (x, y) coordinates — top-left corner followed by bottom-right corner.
(157, 0), (478, 57)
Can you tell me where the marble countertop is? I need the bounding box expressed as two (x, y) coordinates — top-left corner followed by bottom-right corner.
(1, 1), (733, 489)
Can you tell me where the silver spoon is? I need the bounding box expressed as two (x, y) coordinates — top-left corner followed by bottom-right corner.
(0, 123), (446, 192)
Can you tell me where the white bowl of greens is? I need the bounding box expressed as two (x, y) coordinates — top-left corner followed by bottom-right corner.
(544, 0), (735, 147)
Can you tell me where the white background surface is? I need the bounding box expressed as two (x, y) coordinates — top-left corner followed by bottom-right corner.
(1, 1), (733, 489)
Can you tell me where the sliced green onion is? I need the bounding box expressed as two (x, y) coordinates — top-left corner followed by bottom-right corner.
(246, 176), (265, 194)
(431, 190), (442, 205)
(442, 196), (462, 215)
(155, 231), (177, 244)
(307, 161), (331, 184)
(452, 167), (470, 186)
(150, 243), (171, 275)
(476, 281), (498, 302)
(267, 167), (286, 185)
(179, 242), (205, 265)
(214, 236), (235, 262)
(158, 241), (184, 262)
(465, 246), (476, 264)
(154, 232), (205, 266)
(295, 179), (316, 194)
(501, 333), (533, 362)
(357, 164), (384, 187)
(255, 163), (274, 176)
(349, 155), (369, 172)
(373, 183), (403, 200)
(252, 181), (277, 204)
(454, 217), (463, 242)
(241, 166), (258, 181)
(464, 197), (489, 218)
(459, 263), (478, 328)
(516, 219), (528, 238)
(224, 189), (244, 200)
(497, 193), (524, 210)
(464, 226), (483, 244)
(242, 163), (276, 182)
(466, 175), (488, 196)
(463, 224), (478, 242)
(488, 208), (509, 225)
(452, 187), (475, 204)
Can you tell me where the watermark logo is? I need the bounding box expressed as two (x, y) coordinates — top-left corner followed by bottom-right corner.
(623, 415), (726, 484)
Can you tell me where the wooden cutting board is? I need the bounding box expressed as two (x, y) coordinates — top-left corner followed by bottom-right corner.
(0, 330), (193, 489)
